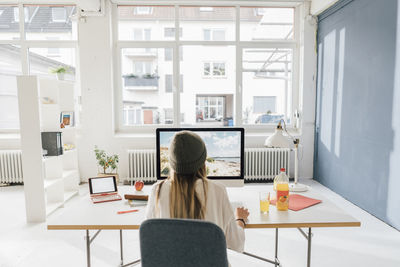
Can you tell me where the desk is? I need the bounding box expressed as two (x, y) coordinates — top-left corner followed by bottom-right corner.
(47, 185), (360, 267)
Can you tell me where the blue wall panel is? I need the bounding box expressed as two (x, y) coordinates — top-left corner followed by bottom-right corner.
(315, 0), (400, 229)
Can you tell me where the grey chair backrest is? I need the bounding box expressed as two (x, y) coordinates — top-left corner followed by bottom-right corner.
(139, 218), (229, 267)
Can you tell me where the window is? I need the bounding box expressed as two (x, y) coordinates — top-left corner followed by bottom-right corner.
(115, 5), (298, 129)
(203, 29), (225, 41)
(25, 5), (77, 40)
(253, 96), (276, 113)
(203, 62), (226, 77)
(0, 5), (77, 131)
(134, 6), (153, 15)
(196, 96), (225, 122)
(164, 48), (182, 61)
(51, 7), (67, 22)
(132, 28), (151, 40)
(164, 28), (182, 38)
(165, 74), (183, 93)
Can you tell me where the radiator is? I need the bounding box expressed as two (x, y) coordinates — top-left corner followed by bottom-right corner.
(0, 150), (23, 184)
(128, 148), (290, 182)
(128, 149), (157, 182)
(244, 148), (290, 182)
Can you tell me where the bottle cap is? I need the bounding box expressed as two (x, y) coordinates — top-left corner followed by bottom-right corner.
(280, 168), (286, 172)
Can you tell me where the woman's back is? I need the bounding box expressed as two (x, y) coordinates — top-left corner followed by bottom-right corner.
(146, 179), (245, 252)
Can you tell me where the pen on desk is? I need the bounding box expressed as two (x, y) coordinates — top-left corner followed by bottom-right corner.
(117, 209), (139, 214)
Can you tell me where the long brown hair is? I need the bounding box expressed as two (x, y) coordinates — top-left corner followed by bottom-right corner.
(156, 164), (208, 219)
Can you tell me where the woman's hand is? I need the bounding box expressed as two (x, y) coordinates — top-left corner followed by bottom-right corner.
(236, 207), (249, 220)
(235, 207), (249, 228)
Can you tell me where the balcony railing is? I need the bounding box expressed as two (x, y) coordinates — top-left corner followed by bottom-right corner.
(123, 75), (159, 90)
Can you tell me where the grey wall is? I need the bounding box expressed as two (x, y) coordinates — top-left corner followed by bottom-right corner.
(315, 0), (400, 230)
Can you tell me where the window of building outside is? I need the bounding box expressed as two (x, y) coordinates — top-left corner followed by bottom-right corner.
(165, 74), (183, 93)
(204, 62), (226, 77)
(164, 27), (182, 38)
(115, 5), (297, 129)
(134, 7), (153, 15)
(203, 29), (225, 41)
(0, 5), (77, 131)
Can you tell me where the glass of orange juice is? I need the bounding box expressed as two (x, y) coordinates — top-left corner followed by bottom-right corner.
(259, 192), (270, 214)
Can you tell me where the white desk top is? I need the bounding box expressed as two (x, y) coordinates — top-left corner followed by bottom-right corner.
(47, 185), (360, 230)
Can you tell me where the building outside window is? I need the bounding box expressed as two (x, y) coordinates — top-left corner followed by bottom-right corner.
(204, 62), (226, 77)
(165, 74), (183, 93)
(203, 28), (225, 41)
(115, 5), (297, 129)
(51, 7), (67, 22)
(134, 7), (153, 15)
(0, 5), (77, 131)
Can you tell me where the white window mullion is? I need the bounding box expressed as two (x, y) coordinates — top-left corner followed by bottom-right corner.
(173, 4), (180, 127)
(235, 5), (242, 126)
(19, 4), (29, 75)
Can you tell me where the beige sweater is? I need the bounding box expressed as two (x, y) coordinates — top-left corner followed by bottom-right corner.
(146, 179), (245, 252)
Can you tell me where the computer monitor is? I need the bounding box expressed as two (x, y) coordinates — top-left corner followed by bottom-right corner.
(156, 128), (244, 187)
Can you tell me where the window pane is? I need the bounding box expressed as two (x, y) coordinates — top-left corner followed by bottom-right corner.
(242, 48), (292, 124)
(240, 7), (294, 41)
(0, 6), (20, 40)
(180, 46), (235, 126)
(121, 48), (173, 125)
(180, 6), (234, 41)
(25, 5), (77, 40)
(0, 45), (21, 129)
(118, 6), (175, 41)
(29, 48), (76, 81)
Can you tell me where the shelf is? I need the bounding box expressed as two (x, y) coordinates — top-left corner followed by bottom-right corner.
(46, 201), (64, 216)
(44, 178), (63, 189)
(64, 190), (78, 202)
(63, 169), (79, 179)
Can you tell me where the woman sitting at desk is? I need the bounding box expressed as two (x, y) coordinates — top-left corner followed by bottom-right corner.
(146, 131), (249, 252)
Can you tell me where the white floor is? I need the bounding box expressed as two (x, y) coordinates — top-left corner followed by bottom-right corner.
(1, 179), (400, 267)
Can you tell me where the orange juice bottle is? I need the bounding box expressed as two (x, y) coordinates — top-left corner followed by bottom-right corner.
(275, 168), (289, 211)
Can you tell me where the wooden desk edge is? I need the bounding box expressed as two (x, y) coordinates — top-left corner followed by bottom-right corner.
(48, 221), (361, 230)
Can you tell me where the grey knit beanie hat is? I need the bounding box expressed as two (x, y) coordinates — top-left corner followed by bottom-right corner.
(169, 131), (207, 174)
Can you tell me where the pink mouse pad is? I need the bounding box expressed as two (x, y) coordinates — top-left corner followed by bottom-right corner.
(270, 194), (322, 211)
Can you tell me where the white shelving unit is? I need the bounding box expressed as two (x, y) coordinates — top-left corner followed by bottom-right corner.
(17, 76), (80, 222)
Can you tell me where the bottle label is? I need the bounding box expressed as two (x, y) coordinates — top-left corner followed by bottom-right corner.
(276, 190), (289, 210)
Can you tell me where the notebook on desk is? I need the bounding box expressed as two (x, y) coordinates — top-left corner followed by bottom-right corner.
(89, 176), (122, 204)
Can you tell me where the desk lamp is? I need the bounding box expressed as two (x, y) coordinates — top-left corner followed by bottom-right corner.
(264, 120), (309, 192)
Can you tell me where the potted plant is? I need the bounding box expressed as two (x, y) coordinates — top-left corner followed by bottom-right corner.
(50, 66), (68, 80)
(94, 146), (120, 183)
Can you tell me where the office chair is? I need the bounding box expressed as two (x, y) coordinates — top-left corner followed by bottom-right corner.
(139, 218), (229, 267)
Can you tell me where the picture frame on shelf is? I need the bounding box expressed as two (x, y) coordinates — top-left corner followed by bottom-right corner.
(60, 111), (74, 128)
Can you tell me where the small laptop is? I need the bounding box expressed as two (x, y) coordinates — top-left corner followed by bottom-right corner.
(89, 176), (122, 204)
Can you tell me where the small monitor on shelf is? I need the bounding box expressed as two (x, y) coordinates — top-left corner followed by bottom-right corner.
(156, 128), (244, 187)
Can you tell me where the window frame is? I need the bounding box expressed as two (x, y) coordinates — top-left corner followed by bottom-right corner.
(112, 3), (300, 133)
(0, 4), (78, 133)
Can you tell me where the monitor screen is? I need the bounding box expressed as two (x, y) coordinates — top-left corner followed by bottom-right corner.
(89, 176), (117, 194)
(156, 128), (244, 180)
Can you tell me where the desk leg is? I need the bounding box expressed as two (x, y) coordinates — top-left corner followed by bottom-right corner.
(120, 230), (124, 266)
(86, 230), (91, 267)
(307, 228), (312, 267)
(275, 228), (279, 267)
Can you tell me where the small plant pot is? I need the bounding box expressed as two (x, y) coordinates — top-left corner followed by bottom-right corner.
(56, 73), (65, 80)
(97, 173), (119, 184)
